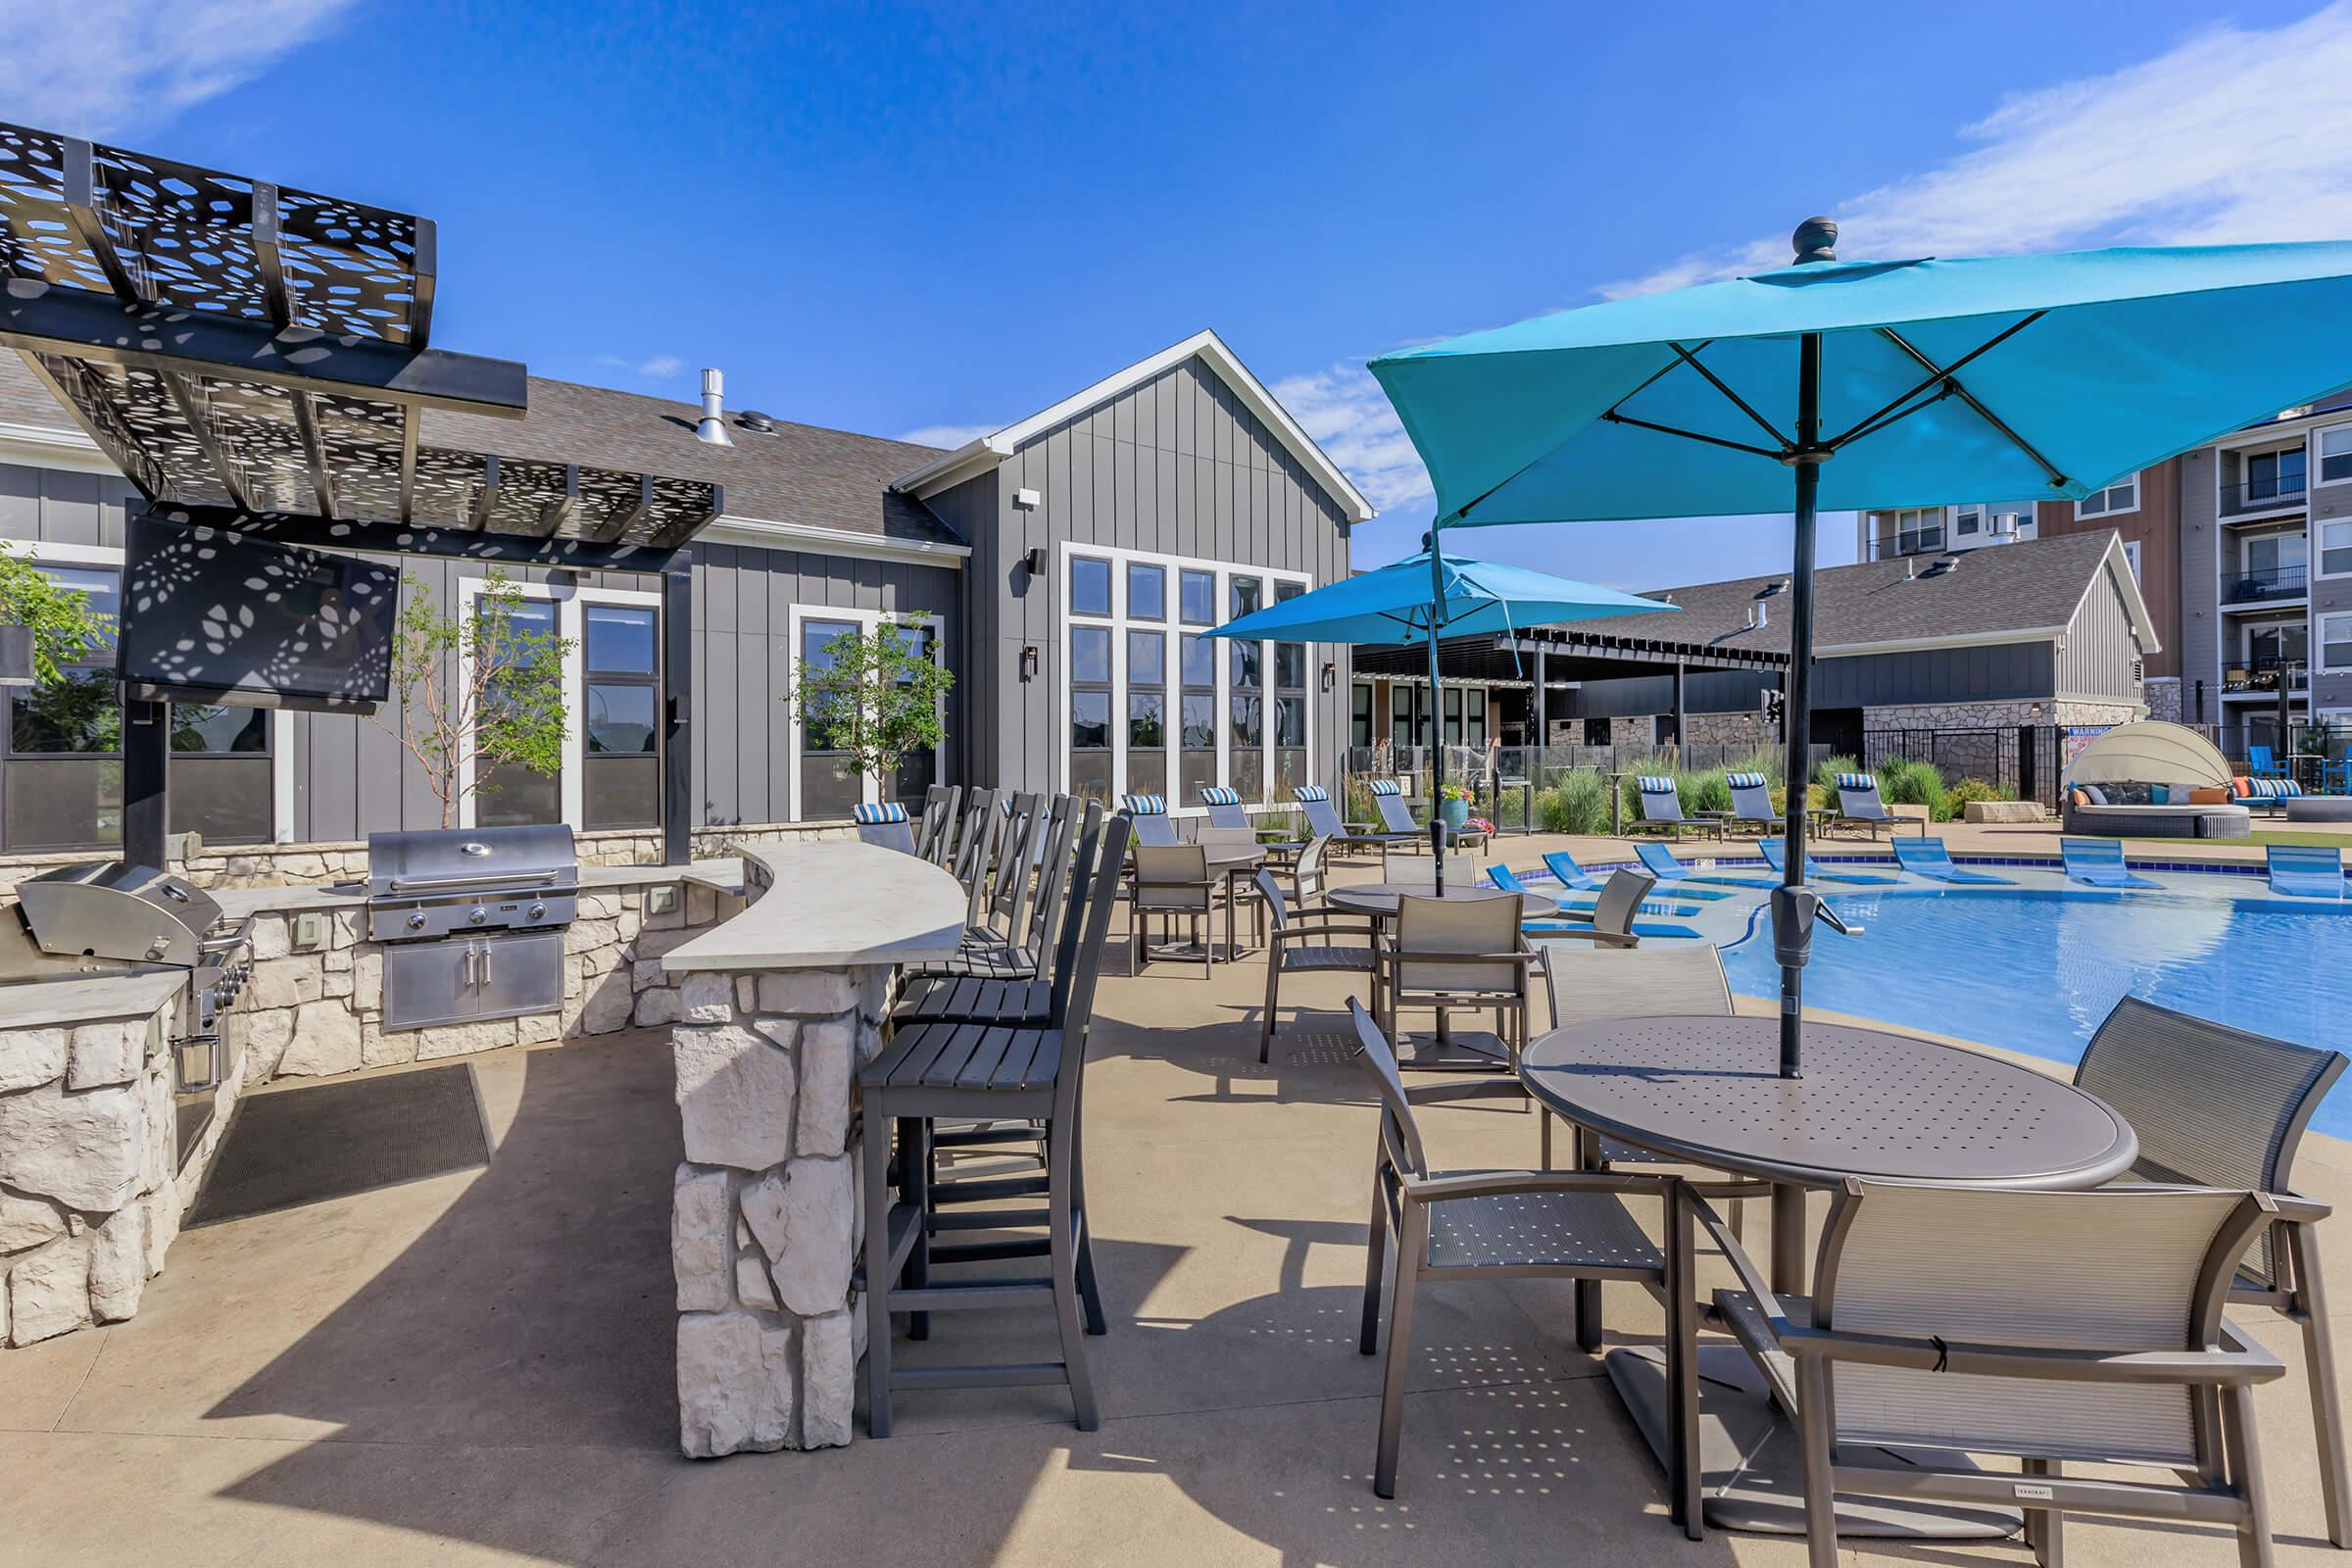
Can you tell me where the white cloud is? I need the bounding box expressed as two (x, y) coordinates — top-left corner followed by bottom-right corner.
(1269, 364), (1433, 515)
(1604, 3), (2352, 297)
(595, 354), (686, 382)
(0, 0), (360, 140)
(897, 421), (1002, 449)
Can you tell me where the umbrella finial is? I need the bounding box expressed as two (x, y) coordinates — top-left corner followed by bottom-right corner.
(1791, 217), (1838, 265)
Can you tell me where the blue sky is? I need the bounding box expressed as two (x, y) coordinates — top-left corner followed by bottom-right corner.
(8, 0), (2350, 588)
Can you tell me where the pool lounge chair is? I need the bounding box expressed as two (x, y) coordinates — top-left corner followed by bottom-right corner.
(1633, 774), (1712, 838)
(2060, 836), (2162, 889)
(1369, 777), (1487, 857)
(1485, 862), (1594, 935)
(2268, 844), (2348, 899)
(1293, 785), (1415, 858)
(1198, 785), (1252, 833)
(1632, 841), (1760, 894)
(1724, 770), (1784, 834)
(1889, 836), (2013, 884)
(1540, 851), (1605, 892)
(1829, 770), (1925, 839)
(852, 800), (919, 856)
(1494, 861), (1699, 937)
(1757, 837), (1897, 886)
(1119, 793), (1181, 847)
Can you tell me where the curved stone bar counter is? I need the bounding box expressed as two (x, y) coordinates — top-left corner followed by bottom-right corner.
(660, 840), (966, 1458)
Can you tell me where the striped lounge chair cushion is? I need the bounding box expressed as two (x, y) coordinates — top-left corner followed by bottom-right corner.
(2250, 776), (2305, 799)
(1637, 775), (1677, 794)
(1294, 786), (1330, 803)
(1200, 786), (1242, 806)
(1119, 794), (1168, 814)
(1836, 772), (1876, 791)
(1367, 778), (1403, 797)
(853, 802), (908, 824)
(1725, 771), (1767, 788)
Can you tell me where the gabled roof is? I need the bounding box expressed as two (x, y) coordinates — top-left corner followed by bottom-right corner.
(888, 328), (1376, 522)
(1548, 530), (2159, 657)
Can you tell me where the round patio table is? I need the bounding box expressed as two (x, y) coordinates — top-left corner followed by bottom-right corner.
(1518, 1013), (2137, 1539)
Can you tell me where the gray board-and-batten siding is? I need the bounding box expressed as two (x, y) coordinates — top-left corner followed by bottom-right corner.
(934, 353), (1354, 799)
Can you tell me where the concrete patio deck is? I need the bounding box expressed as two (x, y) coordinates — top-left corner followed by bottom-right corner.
(3, 832), (2346, 1566)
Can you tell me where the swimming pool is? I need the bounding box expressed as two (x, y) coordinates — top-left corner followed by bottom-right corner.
(1718, 880), (2352, 1139)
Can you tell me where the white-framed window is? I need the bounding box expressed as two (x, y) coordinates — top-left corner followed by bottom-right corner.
(1061, 543), (1312, 808)
(2077, 474), (2138, 517)
(2122, 540), (2142, 581)
(1873, 507), (1943, 558)
(457, 578), (666, 831)
(783, 603), (944, 821)
(2, 539), (291, 851)
(1954, 505), (1981, 536)
(2325, 612), (2352, 672)
(2318, 425), (2352, 487)
(2320, 519), (2352, 579)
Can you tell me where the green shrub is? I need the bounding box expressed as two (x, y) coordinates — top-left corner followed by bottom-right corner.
(1944, 777), (2018, 813)
(1808, 753), (1859, 810)
(1539, 768), (1612, 835)
(1873, 757), (1951, 821)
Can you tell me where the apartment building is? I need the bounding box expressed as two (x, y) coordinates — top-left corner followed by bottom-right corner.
(1854, 499), (2037, 563)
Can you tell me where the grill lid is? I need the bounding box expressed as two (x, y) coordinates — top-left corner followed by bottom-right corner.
(367, 824), (578, 898)
(12, 861), (228, 966)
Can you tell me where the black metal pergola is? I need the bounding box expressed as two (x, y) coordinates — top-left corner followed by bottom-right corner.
(0, 122), (722, 865)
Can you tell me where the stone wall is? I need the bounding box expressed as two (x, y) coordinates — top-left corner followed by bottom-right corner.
(1861, 698), (2145, 731)
(2143, 677), (2183, 724)
(0, 987), (237, 1347)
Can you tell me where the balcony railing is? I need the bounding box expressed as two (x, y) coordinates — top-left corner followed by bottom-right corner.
(2220, 475), (2308, 517)
(2223, 657), (2311, 695)
(2222, 564), (2309, 604)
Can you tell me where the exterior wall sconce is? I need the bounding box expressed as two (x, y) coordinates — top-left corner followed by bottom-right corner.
(1320, 661), (1337, 692)
(1020, 646), (1040, 679)
(1022, 546), (1049, 575)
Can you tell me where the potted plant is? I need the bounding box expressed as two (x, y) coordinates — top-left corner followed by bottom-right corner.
(1435, 778), (1474, 831)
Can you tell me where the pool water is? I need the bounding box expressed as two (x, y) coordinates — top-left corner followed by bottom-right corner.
(1719, 883), (2352, 1139)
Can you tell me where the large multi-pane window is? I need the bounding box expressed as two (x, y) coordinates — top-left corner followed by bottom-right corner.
(791, 612), (941, 820)
(1067, 550), (1308, 808)
(582, 605), (659, 829)
(3, 562), (271, 852)
(477, 597), (564, 829)
(2077, 475), (2137, 517)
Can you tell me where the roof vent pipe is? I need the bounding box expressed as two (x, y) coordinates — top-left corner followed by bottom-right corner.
(696, 368), (734, 447)
(1905, 558), (1915, 579)
(1755, 601), (1768, 626)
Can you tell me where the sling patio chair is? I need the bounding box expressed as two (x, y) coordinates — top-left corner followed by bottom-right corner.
(1199, 784), (1253, 833)
(1633, 840), (1756, 895)
(1531, 867), (1656, 950)
(852, 800), (919, 856)
(2267, 843), (2347, 899)
(1758, 837), (1898, 886)
(1829, 771), (1925, 839)
(1347, 999), (1692, 1506)
(1253, 866), (1380, 1062)
(1635, 773), (1717, 838)
(1368, 776), (1488, 858)
(2061, 837), (2162, 890)
(1376, 886), (1540, 1071)
(1488, 861), (1607, 935)
(1129, 842), (1218, 979)
(1119, 792), (1182, 847)
(1294, 784), (1414, 860)
(1889, 836), (2013, 884)
(2075, 996), (2352, 1546)
(1725, 770), (1785, 834)
(1695, 1179), (2292, 1567)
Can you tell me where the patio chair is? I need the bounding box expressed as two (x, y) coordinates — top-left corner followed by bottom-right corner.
(2075, 996), (2352, 1546)
(1199, 784), (1252, 833)
(1696, 1179), (2290, 1568)
(1758, 837), (1897, 886)
(2060, 836), (2161, 889)
(2249, 742), (2289, 779)
(1634, 773), (1701, 837)
(1288, 833), (1337, 911)
(949, 787), (1001, 891)
(1254, 867), (1380, 1062)
(959, 791), (1043, 940)
(906, 794), (1068, 987)
(1294, 784), (1414, 859)
(1369, 777), (1488, 858)
(852, 800), (919, 855)
(1541, 850), (1607, 892)
(1533, 867), (1655, 950)
(1130, 842), (1216, 978)
(1725, 770), (1784, 834)
(1829, 771), (1924, 839)
(897, 799), (1093, 1027)
(1119, 793), (1180, 847)
(1376, 888), (1539, 1068)
(1347, 999), (1690, 1504)
(917, 784), (960, 863)
(2267, 843), (2347, 899)
(1633, 840), (1756, 894)
(1889, 836), (2013, 884)
(1487, 862), (1601, 935)
(860, 812), (1131, 1438)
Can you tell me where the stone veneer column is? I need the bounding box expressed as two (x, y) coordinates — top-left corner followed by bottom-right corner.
(666, 962), (884, 1455)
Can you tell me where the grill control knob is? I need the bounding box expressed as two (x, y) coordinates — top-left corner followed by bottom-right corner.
(407, 912), (427, 931)
(467, 906), (487, 925)
(526, 901), (546, 921)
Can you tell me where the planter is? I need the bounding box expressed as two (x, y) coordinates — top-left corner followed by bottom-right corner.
(1438, 797), (1470, 831)
(0, 624), (32, 689)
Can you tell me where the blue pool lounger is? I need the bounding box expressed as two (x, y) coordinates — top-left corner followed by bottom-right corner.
(1487, 862), (1598, 934)
(1540, 851), (1605, 891)
(1490, 862), (1705, 927)
(1758, 838), (1898, 886)
(1630, 842), (1757, 893)
(2060, 838), (2162, 890)
(2266, 844), (2348, 899)
(1889, 837), (2014, 885)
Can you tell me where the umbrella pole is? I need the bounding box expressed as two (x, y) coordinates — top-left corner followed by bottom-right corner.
(1426, 541), (1448, 895)
(1774, 330), (1826, 1079)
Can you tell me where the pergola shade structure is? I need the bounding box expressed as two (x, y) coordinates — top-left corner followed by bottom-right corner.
(0, 122), (719, 567)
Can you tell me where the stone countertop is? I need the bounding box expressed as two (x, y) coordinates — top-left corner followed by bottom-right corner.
(662, 841), (967, 973)
(209, 858), (745, 919)
(0, 968), (184, 1030)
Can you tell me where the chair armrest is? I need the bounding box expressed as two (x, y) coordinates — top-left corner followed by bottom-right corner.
(1763, 1316), (2289, 1386)
(1405, 1079), (1530, 1108)
(2271, 1190), (2333, 1224)
(1378, 948), (1543, 966)
(1531, 928), (1639, 948)
(1268, 914), (1380, 941)
(1403, 1168), (1678, 1202)
(1690, 1195), (1783, 1316)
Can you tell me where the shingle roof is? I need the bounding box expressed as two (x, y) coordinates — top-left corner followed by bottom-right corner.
(0, 356), (961, 546)
(1557, 531), (2136, 654)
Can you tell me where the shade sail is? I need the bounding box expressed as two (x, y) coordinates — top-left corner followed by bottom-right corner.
(1370, 242), (2352, 525)
(1206, 549), (1673, 644)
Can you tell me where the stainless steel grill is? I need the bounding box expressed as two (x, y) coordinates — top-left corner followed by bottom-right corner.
(366, 825), (577, 1032)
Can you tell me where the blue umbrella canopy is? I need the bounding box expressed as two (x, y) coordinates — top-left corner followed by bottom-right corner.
(1368, 220), (2352, 1073)
(1205, 548), (1675, 644)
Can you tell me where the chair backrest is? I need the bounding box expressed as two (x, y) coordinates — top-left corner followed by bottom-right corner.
(1022, 797), (1087, 973)
(1757, 838), (1791, 873)
(1811, 1180), (2270, 1467)
(1636, 774), (1684, 822)
(1540, 936), (1727, 1031)
(1393, 892), (1523, 995)
(988, 792), (1048, 932)
(1726, 771), (1777, 817)
(1252, 866), (1292, 933)
(951, 787), (1000, 885)
(1292, 834), (1332, 907)
(963, 791), (1019, 928)
(1487, 862), (1530, 895)
(1368, 778), (1416, 833)
(917, 785), (960, 862)
(1294, 785), (1346, 839)
(1585, 868), (1657, 939)
(1195, 825), (1257, 848)
(1132, 843), (1210, 907)
(1384, 853), (1462, 889)
(1632, 841), (1686, 879)
(1051, 808), (1129, 1029)
(1834, 772), (1886, 815)
(1348, 998), (1430, 1180)
(1122, 793), (1180, 847)
(2076, 996), (2346, 1285)
(1200, 785), (1251, 831)
(1541, 851), (1594, 889)
(2268, 843), (2344, 879)
(2249, 743), (2278, 773)
(1889, 836), (1947, 872)
(2060, 836), (2120, 866)
(852, 801), (918, 855)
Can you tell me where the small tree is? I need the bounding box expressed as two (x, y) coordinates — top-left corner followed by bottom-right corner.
(0, 541), (108, 680)
(371, 570), (573, 828)
(787, 619), (953, 803)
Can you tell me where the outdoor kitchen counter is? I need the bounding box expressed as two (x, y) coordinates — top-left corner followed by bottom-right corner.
(205, 857), (747, 919)
(656, 840), (967, 1459)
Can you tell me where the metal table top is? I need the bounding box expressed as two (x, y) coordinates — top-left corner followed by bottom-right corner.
(1200, 845), (1266, 874)
(1326, 882), (1559, 919)
(1519, 1015), (2136, 1190)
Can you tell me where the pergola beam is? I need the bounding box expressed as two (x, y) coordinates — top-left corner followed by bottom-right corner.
(251, 183), (337, 518)
(137, 500), (694, 571)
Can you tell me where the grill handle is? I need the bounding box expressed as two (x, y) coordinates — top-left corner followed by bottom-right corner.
(383, 868), (563, 894)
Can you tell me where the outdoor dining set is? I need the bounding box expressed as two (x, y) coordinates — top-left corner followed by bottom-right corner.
(845, 785), (2348, 1565)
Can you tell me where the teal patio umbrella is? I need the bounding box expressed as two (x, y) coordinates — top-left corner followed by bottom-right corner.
(1370, 220), (2352, 1074)
(1210, 546), (1674, 891)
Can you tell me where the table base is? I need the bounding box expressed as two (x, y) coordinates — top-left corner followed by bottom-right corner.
(1606, 1346), (2021, 1540)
